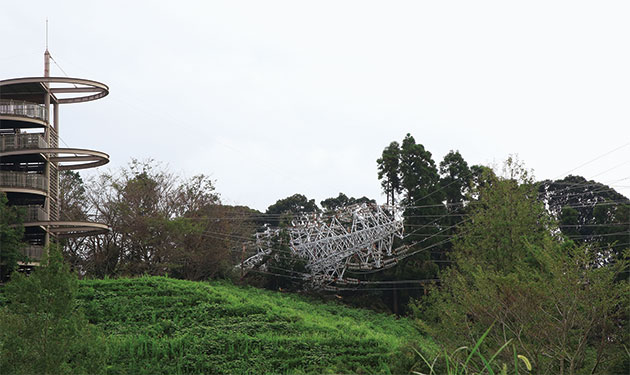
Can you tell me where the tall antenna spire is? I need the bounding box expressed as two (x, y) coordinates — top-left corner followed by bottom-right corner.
(44, 18), (50, 77)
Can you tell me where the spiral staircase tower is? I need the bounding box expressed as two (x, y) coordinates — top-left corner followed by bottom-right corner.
(0, 50), (110, 268)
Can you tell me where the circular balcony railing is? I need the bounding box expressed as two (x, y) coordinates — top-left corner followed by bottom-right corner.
(0, 133), (109, 170)
(0, 171), (47, 192)
(0, 132), (48, 151)
(0, 100), (47, 122)
(0, 77), (109, 104)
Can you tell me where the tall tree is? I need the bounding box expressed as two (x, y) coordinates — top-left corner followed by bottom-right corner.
(59, 171), (89, 271)
(376, 134), (444, 314)
(399, 134), (444, 255)
(376, 141), (402, 205)
(439, 150), (472, 207)
(437, 150), (473, 260)
(453, 157), (549, 272)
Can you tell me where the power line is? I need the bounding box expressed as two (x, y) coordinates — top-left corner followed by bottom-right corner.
(554, 142), (630, 179)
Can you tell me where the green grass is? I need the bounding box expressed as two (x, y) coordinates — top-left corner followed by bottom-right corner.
(76, 276), (429, 374)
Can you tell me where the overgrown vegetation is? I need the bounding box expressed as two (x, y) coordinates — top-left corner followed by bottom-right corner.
(412, 160), (630, 374)
(0, 246), (106, 374)
(411, 324), (533, 375)
(75, 276), (426, 374)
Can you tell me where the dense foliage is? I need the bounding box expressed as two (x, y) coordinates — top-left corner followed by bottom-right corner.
(59, 161), (255, 279)
(0, 193), (25, 281)
(0, 247), (106, 374)
(413, 160), (629, 374)
(539, 174), (630, 266)
(75, 276), (426, 374)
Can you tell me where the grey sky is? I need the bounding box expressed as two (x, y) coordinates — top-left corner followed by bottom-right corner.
(2, 1), (629, 211)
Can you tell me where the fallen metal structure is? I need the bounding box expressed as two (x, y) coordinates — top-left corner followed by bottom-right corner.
(239, 204), (407, 288)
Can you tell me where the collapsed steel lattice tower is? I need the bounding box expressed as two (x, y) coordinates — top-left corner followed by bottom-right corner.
(0, 50), (110, 267)
(240, 204), (406, 288)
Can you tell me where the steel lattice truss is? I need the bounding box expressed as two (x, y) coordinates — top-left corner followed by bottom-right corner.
(240, 204), (406, 288)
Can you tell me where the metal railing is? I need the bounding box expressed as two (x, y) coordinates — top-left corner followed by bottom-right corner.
(23, 205), (48, 222)
(0, 133), (47, 152)
(0, 99), (48, 122)
(22, 245), (44, 261)
(0, 171), (47, 191)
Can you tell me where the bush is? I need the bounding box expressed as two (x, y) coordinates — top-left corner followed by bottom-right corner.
(0, 246), (106, 374)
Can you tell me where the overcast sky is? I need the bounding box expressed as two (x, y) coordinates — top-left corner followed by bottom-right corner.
(2, 1), (629, 211)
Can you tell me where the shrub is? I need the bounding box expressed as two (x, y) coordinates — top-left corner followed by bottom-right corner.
(0, 246), (106, 374)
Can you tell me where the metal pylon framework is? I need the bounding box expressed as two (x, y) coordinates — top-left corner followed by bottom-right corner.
(240, 204), (406, 288)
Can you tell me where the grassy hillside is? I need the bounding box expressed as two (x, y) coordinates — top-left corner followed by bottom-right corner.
(77, 276), (429, 374)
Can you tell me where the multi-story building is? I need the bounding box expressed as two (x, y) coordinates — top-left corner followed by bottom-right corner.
(0, 50), (110, 268)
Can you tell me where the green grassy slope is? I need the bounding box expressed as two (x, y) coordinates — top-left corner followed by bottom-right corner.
(78, 276), (427, 374)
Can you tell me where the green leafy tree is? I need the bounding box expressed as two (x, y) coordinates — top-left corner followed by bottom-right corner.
(0, 192), (25, 282)
(59, 171), (89, 270)
(439, 150), (472, 208)
(68, 159), (229, 279)
(377, 141), (402, 205)
(0, 246), (106, 374)
(263, 227), (308, 291)
(375, 135), (444, 314)
(415, 159), (629, 374)
(539, 175), (630, 264)
(320, 192), (375, 211)
(470, 164), (496, 194)
(453, 158), (549, 272)
(398, 135), (444, 284)
(437, 150), (473, 261)
(265, 193), (319, 226)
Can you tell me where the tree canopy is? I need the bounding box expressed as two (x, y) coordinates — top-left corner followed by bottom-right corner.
(414, 160), (629, 375)
(320, 193), (375, 212)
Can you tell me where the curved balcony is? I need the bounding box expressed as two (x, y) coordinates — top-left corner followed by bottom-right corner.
(1, 147), (109, 170)
(0, 133), (48, 151)
(0, 100), (47, 122)
(22, 205), (48, 222)
(0, 134), (109, 170)
(0, 77), (109, 104)
(0, 171), (47, 194)
(23, 221), (110, 238)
